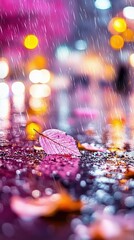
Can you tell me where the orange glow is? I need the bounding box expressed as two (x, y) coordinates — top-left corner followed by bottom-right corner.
(82, 54), (104, 77)
(113, 18), (127, 33)
(26, 122), (42, 140)
(109, 117), (126, 126)
(29, 97), (48, 114)
(109, 35), (124, 50)
(26, 55), (47, 72)
(24, 34), (38, 50)
(107, 116), (126, 149)
(121, 29), (134, 42)
(105, 64), (115, 81)
(33, 55), (47, 69)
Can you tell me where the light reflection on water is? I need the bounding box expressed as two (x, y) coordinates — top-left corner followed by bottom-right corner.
(0, 80), (134, 150)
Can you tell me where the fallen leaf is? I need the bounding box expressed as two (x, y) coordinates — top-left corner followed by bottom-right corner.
(36, 129), (81, 156)
(58, 191), (82, 212)
(10, 195), (58, 218)
(124, 166), (134, 179)
(10, 191), (82, 219)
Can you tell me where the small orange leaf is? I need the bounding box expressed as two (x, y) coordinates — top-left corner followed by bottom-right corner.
(58, 191), (82, 212)
(10, 191), (82, 219)
(125, 167), (134, 179)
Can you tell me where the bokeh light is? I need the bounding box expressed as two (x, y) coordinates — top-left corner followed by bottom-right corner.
(129, 53), (134, 67)
(108, 17), (127, 34)
(0, 83), (9, 98)
(29, 69), (50, 84)
(121, 29), (134, 42)
(11, 81), (25, 95)
(29, 70), (40, 83)
(26, 122), (42, 140)
(113, 18), (127, 33)
(123, 6), (134, 20)
(24, 34), (38, 50)
(109, 35), (124, 50)
(40, 69), (50, 83)
(29, 84), (51, 98)
(55, 45), (70, 61)
(0, 98), (10, 119)
(0, 58), (9, 79)
(75, 40), (87, 51)
(108, 116), (126, 149)
(29, 97), (47, 114)
(94, 0), (111, 10)
(13, 95), (25, 112)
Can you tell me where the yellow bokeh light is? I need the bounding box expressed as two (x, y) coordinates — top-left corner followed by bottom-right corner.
(129, 53), (134, 67)
(121, 28), (134, 42)
(109, 35), (124, 50)
(109, 117), (125, 126)
(108, 17), (127, 34)
(26, 122), (42, 140)
(113, 18), (127, 33)
(24, 34), (38, 50)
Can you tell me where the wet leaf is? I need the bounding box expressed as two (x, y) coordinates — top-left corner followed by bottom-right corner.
(10, 191), (82, 219)
(36, 129), (81, 156)
(10, 195), (58, 218)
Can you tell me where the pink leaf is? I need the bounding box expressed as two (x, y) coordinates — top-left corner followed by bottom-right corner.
(38, 129), (81, 156)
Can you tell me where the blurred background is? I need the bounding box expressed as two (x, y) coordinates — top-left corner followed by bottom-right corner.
(1, 0), (134, 144)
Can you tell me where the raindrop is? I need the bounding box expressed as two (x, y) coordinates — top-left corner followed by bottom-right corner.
(124, 196), (134, 208)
